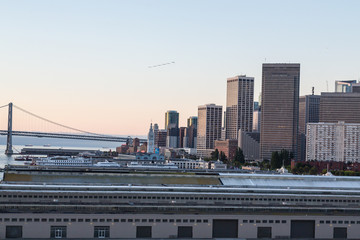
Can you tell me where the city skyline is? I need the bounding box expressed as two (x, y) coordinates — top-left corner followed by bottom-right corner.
(1, 0), (360, 135)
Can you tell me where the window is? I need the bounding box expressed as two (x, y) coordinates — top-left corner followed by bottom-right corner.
(50, 226), (66, 239)
(94, 226), (110, 238)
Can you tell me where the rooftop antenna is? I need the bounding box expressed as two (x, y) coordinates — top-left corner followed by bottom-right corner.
(312, 87), (314, 95)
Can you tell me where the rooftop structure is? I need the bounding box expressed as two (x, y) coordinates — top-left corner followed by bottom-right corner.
(1, 168), (360, 239)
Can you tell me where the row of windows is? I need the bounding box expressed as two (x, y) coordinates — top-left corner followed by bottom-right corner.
(243, 220), (286, 224)
(1, 194), (359, 203)
(0, 218), (209, 223)
(319, 220), (360, 225)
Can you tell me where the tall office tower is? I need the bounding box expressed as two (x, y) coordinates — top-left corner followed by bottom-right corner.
(179, 127), (186, 148)
(225, 75), (254, 140)
(260, 63), (300, 160)
(335, 80), (357, 93)
(147, 123), (155, 153)
(298, 94), (321, 161)
(187, 116), (198, 128)
(165, 111), (179, 129)
(153, 123), (159, 147)
(185, 116), (198, 148)
(197, 104), (222, 156)
(320, 92), (360, 123)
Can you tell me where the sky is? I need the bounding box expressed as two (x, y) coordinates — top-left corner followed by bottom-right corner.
(0, 0), (359, 135)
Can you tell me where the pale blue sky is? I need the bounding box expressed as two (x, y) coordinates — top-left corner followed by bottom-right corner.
(0, 0), (359, 135)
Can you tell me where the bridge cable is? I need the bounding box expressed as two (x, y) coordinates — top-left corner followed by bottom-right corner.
(0, 104), (9, 109)
(13, 104), (112, 137)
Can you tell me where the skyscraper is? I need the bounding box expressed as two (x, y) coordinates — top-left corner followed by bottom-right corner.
(165, 111), (179, 130)
(298, 94), (320, 161)
(226, 75), (254, 140)
(197, 104), (222, 157)
(187, 116), (198, 128)
(260, 63), (300, 160)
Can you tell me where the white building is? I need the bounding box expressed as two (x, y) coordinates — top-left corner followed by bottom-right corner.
(306, 121), (360, 162)
(147, 123), (155, 153)
(168, 158), (208, 169)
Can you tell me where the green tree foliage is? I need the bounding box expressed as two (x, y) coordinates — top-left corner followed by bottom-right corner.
(291, 162), (318, 175)
(270, 149), (292, 169)
(219, 151), (227, 162)
(211, 149), (219, 160)
(233, 148), (245, 167)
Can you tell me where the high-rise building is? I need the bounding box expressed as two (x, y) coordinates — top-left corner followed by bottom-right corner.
(155, 130), (167, 148)
(179, 127), (186, 148)
(187, 116), (198, 128)
(306, 121), (360, 162)
(165, 111), (179, 130)
(197, 104), (222, 156)
(260, 63), (300, 160)
(335, 80), (357, 93)
(184, 117), (197, 149)
(298, 94), (320, 161)
(226, 75), (254, 140)
(319, 92), (360, 124)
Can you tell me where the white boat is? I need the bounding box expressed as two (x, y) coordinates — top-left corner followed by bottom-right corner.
(93, 160), (120, 167)
(35, 156), (92, 167)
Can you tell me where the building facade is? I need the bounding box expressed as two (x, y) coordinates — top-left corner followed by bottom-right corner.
(306, 121), (360, 162)
(147, 123), (155, 153)
(238, 130), (260, 161)
(260, 63), (300, 160)
(214, 139), (238, 161)
(197, 104), (222, 157)
(335, 80), (357, 93)
(165, 110), (179, 130)
(319, 92), (360, 124)
(298, 94), (321, 161)
(226, 75), (254, 140)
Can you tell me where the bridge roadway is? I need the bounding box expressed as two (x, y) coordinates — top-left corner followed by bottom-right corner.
(0, 130), (146, 143)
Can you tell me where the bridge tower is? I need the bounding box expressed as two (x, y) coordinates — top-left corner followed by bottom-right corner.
(5, 102), (13, 155)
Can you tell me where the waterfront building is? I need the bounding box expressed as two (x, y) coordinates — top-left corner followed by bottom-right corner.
(168, 158), (208, 169)
(319, 92), (360, 124)
(260, 63), (300, 160)
(214, 139), (238, 161)
(165, 110), (179, 130)
(298, 94), (321, 161)
(2, 168), (360, 239)
(238, 129), (260, 161)
(335, 80), (357, 93)
(147, 123), (155, 153)
(306, 121), (360, 162)
(197, 104), (222, 157)
(226, 75), (254, 140)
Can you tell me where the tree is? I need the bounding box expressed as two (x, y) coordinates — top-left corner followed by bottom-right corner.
(233, 148), (245, 167)
(211, 149), (219, 160)
(219, 151), (227, 162)
(270, 151), (281, 169)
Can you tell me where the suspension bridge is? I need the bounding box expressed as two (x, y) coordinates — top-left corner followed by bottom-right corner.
(0, 103), (146, 155)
